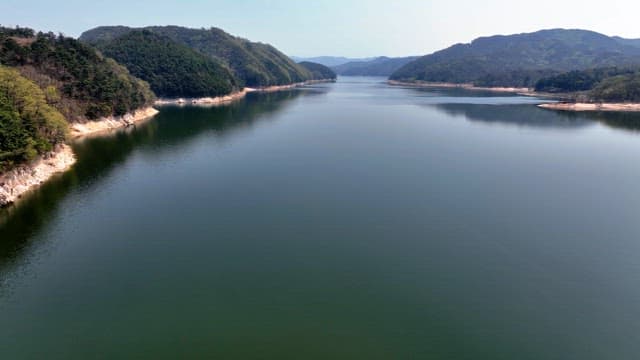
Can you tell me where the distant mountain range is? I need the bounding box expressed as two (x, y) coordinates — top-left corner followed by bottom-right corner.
(290, 56), (377, 67)
(391, 29), (640, 88)
(331, 56), (420, 76)
(293, 56), (420, 77)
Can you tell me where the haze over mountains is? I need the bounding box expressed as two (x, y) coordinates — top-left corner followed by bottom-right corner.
(290, 56), (376, 67)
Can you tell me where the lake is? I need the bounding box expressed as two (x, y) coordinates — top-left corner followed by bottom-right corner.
(2, 77), (640, 359)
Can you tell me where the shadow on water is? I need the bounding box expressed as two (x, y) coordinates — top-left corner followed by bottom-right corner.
(431, 103), (593, 129)
(409, 86), (640, 132)
(0, 88), (323, 277)
(578, 111), (640, 132)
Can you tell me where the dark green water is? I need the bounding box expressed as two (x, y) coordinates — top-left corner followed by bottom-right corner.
(2, 77), (640, 359)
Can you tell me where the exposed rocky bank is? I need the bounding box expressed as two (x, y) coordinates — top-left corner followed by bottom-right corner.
(0, 145), (76, 207)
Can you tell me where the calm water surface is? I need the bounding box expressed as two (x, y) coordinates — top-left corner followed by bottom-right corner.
(2, 77), (640, 359)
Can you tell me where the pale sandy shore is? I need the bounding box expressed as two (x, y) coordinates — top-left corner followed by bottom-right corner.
(155, 79), (335, 106)
(539, 103), (640, 112)
(0, 145), (76, 207)
(388, 80), (532, 94)
(156, 89), (253, 106)
(1, 107), (160, 206)
(70, 107), (159, 138)
(1, 79), (336, 206)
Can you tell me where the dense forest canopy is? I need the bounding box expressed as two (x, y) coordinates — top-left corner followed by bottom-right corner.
(81, 26), (334, 88)
(534, 66), (640, 102)
(589, 74), (640, 102)
(0, 26), (154, 121)
(535, 67), (639, 93)
(391, 29), (640, 87)
(96, 30), (239, 98)
(0, 65), (67, 170)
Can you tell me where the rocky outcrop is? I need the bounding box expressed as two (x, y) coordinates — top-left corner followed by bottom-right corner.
(69, 107), (159, 138)
(0, 145), (76, 207)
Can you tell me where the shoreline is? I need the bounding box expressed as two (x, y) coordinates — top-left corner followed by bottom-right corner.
(1, 106), (159, 207)
(388, 80), (532, 94)
(69, 106), (160, 138)
(538, 102), (640, 112)
(155, 79), (336, 106)
(0, 79), (335, 207)
(0, 145), (76, 207)
(389, 80), (640, 112)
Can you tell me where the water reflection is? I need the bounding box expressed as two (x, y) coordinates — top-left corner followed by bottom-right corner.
(0, 89), (320, 278)
(579, 111), (640, 132)
(432, 103), (592, 129)
(415, 86), (640, 133)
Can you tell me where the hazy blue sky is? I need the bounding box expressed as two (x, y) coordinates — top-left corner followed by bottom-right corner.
(2, 0), (639, 57)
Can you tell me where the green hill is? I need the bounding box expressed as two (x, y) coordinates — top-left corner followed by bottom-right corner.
(332, 56), (418, 76)
(0, 27), (154, 122)
(0, 26), (154, 170)
(95, 30), (239, 98)
(298, 61), (336, 81)
(390, 29), (640, 87)
(80, 26), (326, 88)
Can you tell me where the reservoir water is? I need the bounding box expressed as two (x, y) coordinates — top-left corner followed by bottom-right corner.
(2, 77), (640, 359)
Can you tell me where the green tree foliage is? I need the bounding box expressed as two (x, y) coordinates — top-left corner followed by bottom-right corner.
(589, 74), (640, 102)
(535, 67), (639, 92)
(97, 30), (239, 98)
(0, 26), (154, 121)
(80, 26), (316, 88)
(390, 29), (640, 87)
(534, 66), (640, 102)
(0, 65), (67, 170)
(298, 61), (337, 80)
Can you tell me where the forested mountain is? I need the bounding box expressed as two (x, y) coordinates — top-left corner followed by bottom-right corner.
(332, 56), (419, 76)
(81, 26), (328, 88)
(0, 26), (154, 170)
(391, 29), (640, 87)
(94, 30), (239, 98)
(298, 62), (336, 81)
(0, 27), (154, 122)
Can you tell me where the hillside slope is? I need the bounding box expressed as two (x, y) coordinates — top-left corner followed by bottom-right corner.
(81, 26), (322, 88)
(391, 29), (640, 87)
(298, 61), (337, 81)
(1, 27), (154, 122)
(94, 30), (239, 98)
